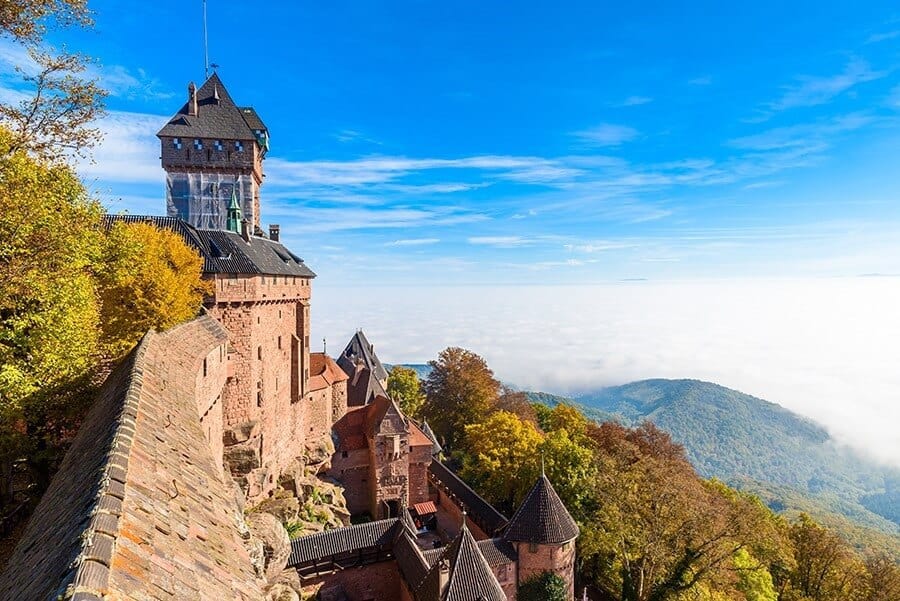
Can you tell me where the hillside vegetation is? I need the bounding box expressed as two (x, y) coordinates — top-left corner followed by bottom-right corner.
(523, 379), (899, 555)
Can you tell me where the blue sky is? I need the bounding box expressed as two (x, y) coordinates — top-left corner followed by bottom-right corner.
(4, 0), (896, 285)
(2, 2), (900, 461)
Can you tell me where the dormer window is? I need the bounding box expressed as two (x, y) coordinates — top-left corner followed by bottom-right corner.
(172, 137), (182, 149)
(193, 139), (203, 150)
(214, 140), (224, 151)
(235, 140), (244, 152)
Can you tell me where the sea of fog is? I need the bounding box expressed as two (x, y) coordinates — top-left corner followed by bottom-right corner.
(311, 278), (900, 467)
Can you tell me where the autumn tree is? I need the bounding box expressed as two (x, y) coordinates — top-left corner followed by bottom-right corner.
(581, 422), (779, 601)
(387, 365), (425, 419)
(422, 347), (500, 449)
(0, 127), (102, 502)
(0, 0), (90, 42)
(786, 514), (867, 601)
(459, 410), (542, 513)
(494, 386), (540, 428)
(0, 0), (105, 162)
(862, 553), (900, 601)
(97, 221), (210, 360)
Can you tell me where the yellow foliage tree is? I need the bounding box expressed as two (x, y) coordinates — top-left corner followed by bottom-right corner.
(460, 410), (543, 512)
(98, 221), (211, 359)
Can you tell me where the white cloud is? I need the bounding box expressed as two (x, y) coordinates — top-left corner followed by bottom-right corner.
(467, 236), (532, 248)
(616, 95), (653, 107)
(688, 76), (712, 86)
(573, 123), (639, 146)
(385, 238), (441, 247)
(77, 110), (167, 184)
(312, 278), (900, 467)
(866, 30), (900, 44)
(766, 59), (885, 113)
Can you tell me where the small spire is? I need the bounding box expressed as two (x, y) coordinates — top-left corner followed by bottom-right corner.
(461, 509), (468, 531)
(225, 187), (241, 233)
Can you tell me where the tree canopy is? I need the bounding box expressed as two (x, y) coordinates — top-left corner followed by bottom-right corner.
(387, 365), (425, 420)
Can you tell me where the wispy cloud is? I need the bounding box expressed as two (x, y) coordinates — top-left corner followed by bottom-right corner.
(688, 76), (712, 86)
(334, 129), (382, 144)
(385, 238), (441, 247)
(468, 236), (532, 248)
(574, 123), (639, 146)
(728, 113), (873, 151)
(866, 30), (900, 44)
(615, 95), (653, 107)
(748, 59), (886, 121)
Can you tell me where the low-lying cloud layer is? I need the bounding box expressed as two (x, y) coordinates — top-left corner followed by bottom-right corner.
(312, 278), (900, 467)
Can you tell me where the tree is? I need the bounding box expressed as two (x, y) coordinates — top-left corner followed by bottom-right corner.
(0, 0), (90, 43)
(494, 386), (540, 428)
(539, 428), (596, 520)
(862, 553), (900, 601)
(0, 126), (102, 502)
(733, 548), (777, 601)
(0, 48), (106, 161)
(518, 571), (568, 601)
(422, 347), (500, 449)
(97, 221), (210, 360)
(459, 410), (542, 513)
(787, 515), (867, 601)
(387, 365), (425, 419)
(581, 422), (777, 601)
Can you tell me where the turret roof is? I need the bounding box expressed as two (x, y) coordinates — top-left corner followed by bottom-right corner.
(503, 474), (579, 544)
(416, 519), (506, 601)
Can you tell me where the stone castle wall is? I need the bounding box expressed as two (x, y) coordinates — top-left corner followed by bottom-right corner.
(514, 539), (577, 598)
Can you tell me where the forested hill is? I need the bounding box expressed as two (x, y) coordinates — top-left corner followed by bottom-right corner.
(555, 379), (899, 548)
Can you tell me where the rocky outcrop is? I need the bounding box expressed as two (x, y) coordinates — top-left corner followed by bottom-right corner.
(246, 511), (291, 581)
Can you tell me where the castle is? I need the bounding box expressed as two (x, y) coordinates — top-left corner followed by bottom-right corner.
(0, 75), (578, 601)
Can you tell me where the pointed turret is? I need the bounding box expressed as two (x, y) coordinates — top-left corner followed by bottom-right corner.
(225, 188), (241, 233)
(504, 473), (579, 544)
(337, 330), (389, 407)
(416, 514), (506, 601)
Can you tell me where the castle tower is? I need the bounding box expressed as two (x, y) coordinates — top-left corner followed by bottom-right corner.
(157, 73), (268, 231)
(504, 473), (580, 597)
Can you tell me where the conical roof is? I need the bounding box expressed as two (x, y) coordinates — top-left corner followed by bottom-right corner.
(503, 474), (579, 544)
(416, 519), (505, 601)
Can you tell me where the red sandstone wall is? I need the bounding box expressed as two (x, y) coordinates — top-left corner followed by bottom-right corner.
(515, 539), (577, 599)
(493, 562), (517, 601)
(434, 487), (488, 541)
(315, 560), (401, 601)
(195, 342), (228, 468)
(329, 449), (371, 515)
(207, 273), (314, 499)
(407, 445), (432, 506)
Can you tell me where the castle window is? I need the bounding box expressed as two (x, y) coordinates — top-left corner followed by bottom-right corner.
(173, 137), (182, 149)
(257, 346), (262, 360)
(214, 140), (224, 151)
(257, 391), (262, 407)
(202, 358), (207, 377)
(528, 543), (538, 553)
(235, 140), (244, 152)
(193, 138), (203, 150)
(277, 336), (282, 349)
(342, 451), (348, 458)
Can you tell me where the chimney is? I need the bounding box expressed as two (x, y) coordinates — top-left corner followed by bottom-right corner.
(188, 82), (198, 116)
(437, 558), (450, 596)
(240, 218), (251, 243)
(269, 224), (280, 242)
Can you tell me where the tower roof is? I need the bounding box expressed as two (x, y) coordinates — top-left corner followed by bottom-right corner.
(416, 519), (506, 601)
(503, 474), (579, 544)
(157, 73), (267, 142)
(337, 330), (389, 406)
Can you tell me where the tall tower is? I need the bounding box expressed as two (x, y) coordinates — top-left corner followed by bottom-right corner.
(157, 73), (269, 230)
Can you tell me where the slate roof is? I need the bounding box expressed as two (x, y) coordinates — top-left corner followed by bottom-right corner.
(157, 73), (263, 141)
(0, 317), (263, 600)
(394, 529), (430, 593)
(104, 214), (316, 278)
(419, 420), (443, 455)
(287, 519), (398, 565)
(428, 461), (508, 537)
(422, 538), (517, 568)
(503, 474), (579, 544)
(337, 331), (389, 406)
(415, 520), (506, 601)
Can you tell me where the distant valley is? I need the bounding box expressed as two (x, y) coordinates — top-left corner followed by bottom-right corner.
(389, 364), (899, 554)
